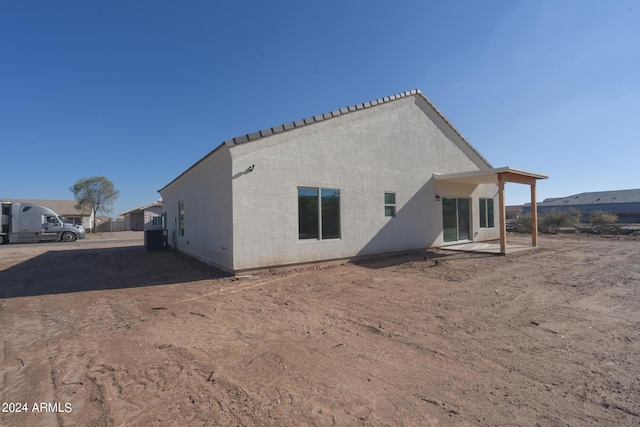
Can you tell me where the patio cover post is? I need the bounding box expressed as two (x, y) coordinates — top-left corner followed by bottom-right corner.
(498, 175), (507, 254)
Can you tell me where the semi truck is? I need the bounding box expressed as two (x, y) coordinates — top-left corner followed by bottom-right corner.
(1, 201), (87, 244)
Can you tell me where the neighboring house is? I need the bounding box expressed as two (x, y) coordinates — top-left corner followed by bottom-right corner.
(119, 199), (164, 231)
(523, 189), (640, 223)
(2, 199), (93, 230)
(159, 89), (547, 274)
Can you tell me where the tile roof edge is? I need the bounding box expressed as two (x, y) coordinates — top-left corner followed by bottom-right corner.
(119, 199), (163, 216)
(223, 89), (422, 146)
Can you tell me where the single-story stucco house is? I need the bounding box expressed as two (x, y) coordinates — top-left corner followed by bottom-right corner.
(159, 89), (547, 274)
(523, 188), (640, 223)
(119, 199), (164, 231)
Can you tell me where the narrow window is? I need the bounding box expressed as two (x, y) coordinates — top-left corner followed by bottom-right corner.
(384, 192), (396, 217)
(487, 198), (494, 228)
(179, 201), (185, 236)
(321, 189), (340, 239)
(298, 188), (319, 239)
(479, 198), (495, 228)
(479, 198), (487, 228)
(298, 187), (340, 240)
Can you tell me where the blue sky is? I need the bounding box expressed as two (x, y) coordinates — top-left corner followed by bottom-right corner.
(1, 1), (638, 217)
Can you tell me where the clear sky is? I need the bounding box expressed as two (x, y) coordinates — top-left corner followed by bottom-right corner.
(1, 1), (638, 217)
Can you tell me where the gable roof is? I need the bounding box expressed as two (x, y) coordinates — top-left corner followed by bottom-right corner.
(532, 189), (640, 207)
(2, 199), (91, 216)
(159, 89), (492, 193)
(222, 89), (491, 167)
(119, 199), (163, 216)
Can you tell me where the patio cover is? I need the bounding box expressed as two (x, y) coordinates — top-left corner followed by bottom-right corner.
(434, 167), (549, 254)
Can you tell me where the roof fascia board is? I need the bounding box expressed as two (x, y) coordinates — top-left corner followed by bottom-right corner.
(158, 143), (228, 194)
(223, 89), (423, 147)
(434, 167), (549, 184)
(416, 93), (493, 169)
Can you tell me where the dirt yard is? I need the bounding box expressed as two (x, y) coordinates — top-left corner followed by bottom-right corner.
(1, 233), (639, 426)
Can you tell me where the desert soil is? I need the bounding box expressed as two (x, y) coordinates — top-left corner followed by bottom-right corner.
(0, 233), (639, 426)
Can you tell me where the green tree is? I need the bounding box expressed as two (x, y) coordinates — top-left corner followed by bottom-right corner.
(70, 176), (119, 232)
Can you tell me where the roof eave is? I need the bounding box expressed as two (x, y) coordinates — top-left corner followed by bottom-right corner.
(433, 167), (549, 185)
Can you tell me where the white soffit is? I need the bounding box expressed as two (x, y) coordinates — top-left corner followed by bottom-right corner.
(433, 167), (549, 185)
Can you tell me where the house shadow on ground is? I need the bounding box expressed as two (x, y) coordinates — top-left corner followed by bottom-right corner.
(0, 245), (227, 299)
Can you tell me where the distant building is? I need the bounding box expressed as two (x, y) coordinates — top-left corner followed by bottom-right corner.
(119, 199), (163, 231)
(523, 189), (640, 222)
(506, 205), (523, 219)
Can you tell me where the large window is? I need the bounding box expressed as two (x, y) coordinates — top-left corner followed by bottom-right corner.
(298, 188), (340, 240)
(479, 198), (495, 228)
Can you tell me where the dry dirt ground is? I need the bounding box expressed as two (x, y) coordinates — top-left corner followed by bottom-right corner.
(1, 233), (639, 426)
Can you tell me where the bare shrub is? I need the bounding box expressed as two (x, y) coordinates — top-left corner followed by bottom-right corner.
(587, 210), (618, 224)
(511, 213), (532, 233)
(538, 209), (581, 233)
(512, 209), (582, 234)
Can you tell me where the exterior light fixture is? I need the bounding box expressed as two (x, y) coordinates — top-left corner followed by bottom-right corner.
(435, 194), (441, 201)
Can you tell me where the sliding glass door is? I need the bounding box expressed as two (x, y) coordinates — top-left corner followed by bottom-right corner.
(442, 197), (470, 242)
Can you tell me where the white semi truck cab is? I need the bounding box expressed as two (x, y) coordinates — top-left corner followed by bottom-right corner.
(1, 202), (87, 244)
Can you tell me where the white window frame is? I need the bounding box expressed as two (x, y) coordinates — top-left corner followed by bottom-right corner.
(384, 192), (396, 217)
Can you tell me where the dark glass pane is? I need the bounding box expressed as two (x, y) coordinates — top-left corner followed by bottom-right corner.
(298, 188), (319, 239)
(321, 189), (340, 239)
(179, 201), (185, 236)
(442, 197), (458, 242)
(487, 198), (495, 228)
(385, 206), (395, 217)
(384, 192), (395, 205)
(479, 198), (487, 228)
(458, 198), (470, 240)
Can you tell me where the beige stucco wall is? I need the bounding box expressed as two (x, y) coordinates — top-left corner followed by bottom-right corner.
(227, 95), (500, 271)
(160, 146), (234, 271)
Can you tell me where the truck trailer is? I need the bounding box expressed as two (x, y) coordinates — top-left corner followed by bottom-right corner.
(1, 201), (87, 244)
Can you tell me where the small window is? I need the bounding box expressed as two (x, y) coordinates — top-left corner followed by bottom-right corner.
(298, 187), (340, 240)
(384, 192), (396, 217)
(152, 216), (163, 227)
(479, 198), (495, 228)
(22, 206), (31, 212)
(179, 201), (185, 236)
